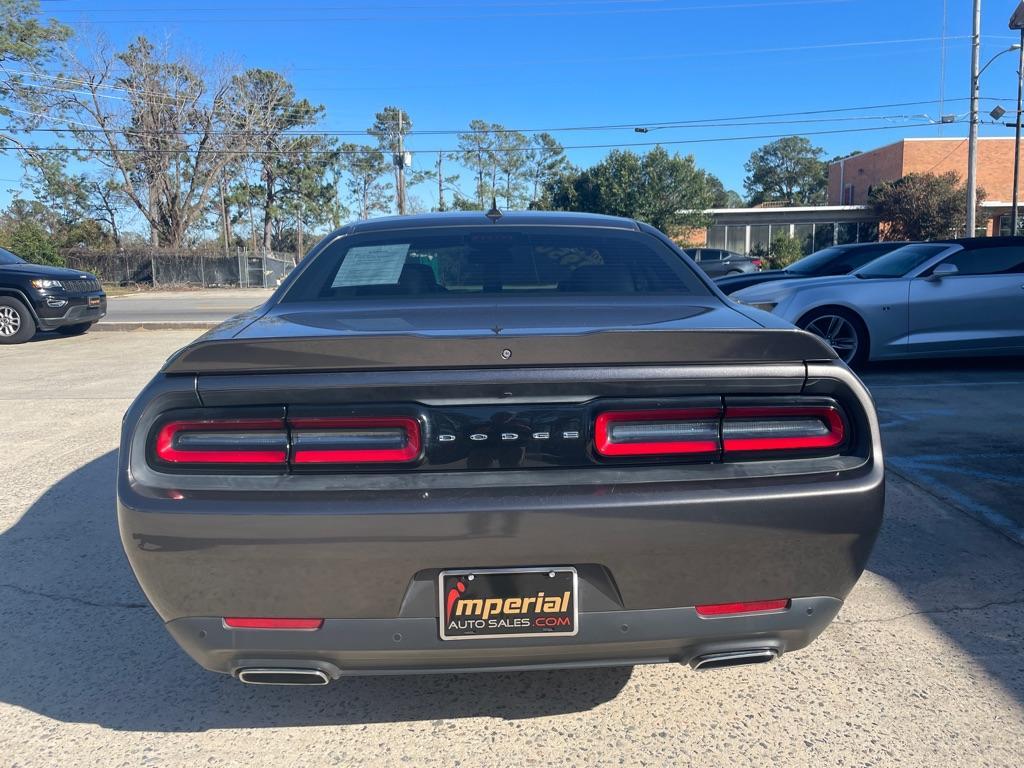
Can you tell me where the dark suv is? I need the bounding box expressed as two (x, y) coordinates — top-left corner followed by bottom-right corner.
(0, 246), (107, 343)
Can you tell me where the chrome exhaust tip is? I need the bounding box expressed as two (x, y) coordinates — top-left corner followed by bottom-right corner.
(237, 668), (331, 686)
(690, 649), (778, 671)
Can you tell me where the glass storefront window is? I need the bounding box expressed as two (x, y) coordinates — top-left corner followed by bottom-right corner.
(749, 225), (770, 254)
(707, 225), (727, 249)
(836, 222), (859, 244)
(769, 224), (791, 242)
(726, 225), (747, 254)
(813, 223), (835, 250)
(793, 224), (813, 254)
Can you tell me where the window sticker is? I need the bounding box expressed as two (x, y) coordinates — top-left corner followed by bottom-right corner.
(331, 243), (410, 287)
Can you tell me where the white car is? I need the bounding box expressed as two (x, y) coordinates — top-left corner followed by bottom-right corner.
(730, 237), (1024, 367)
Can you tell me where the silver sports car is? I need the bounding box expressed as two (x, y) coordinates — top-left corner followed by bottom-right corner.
(730, 236), (1024, 366)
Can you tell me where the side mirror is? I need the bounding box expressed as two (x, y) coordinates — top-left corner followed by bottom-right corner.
(928, 263), (959, 280)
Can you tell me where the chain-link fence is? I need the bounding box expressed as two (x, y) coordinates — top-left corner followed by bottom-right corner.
(60, 248), (297, 288)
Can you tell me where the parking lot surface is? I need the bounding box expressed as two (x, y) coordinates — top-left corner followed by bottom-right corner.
(1, 331), (1022, 767)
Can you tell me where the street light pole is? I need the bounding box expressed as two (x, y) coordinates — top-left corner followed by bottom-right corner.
(1011, 2), (1024, 235)
(966, 0), (982, 237)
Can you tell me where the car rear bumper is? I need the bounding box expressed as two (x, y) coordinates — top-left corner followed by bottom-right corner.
(119, 464), (882, 675)
(166, 596), (842, 677)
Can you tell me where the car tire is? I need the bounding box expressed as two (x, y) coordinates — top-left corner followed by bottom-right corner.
(55, 322), (94, 337)
(0, 296), (36, 344)
(798, 308), (868, 368)
(725, 270), (743, 276)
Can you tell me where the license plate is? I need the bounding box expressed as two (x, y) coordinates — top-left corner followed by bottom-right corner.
(439, 567), (578, 640)
(88, 297), (100, 306)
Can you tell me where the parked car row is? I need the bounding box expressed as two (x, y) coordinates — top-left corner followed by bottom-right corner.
(720, 237), (1024, 367)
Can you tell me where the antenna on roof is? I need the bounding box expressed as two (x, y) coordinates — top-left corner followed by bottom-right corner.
(485, 197), (503, 223)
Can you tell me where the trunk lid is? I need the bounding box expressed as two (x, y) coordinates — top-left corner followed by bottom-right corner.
(164, 297), (835, 375)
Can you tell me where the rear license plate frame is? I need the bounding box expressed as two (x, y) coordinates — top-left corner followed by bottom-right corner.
(438, 566), (578, 641)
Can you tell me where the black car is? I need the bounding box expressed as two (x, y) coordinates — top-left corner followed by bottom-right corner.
(715, 241), (909, 295)
(0, 246), (107, 343)
(683, 247), (761, 278)
(117, 211), (883, 685)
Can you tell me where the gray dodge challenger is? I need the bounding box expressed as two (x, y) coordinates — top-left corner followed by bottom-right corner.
(117, 211), (884, 685)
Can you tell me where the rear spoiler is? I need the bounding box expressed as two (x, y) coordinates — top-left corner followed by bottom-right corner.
(163, 329), (837, 375)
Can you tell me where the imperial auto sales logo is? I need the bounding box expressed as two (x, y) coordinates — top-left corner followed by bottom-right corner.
(442, 574), (575, 637)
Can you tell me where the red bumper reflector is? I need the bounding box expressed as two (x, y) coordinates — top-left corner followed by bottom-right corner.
(695, 599), (790, 617)
(722, 406), (845, 452)
(154, 419), (288, 464)
(594, 408), (721, 457)
(223, 617), (324, 630)
(289, 416), (421, 464)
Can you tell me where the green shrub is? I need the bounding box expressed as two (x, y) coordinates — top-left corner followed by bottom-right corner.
(0, 221), (64, 267)
(750, 233), (804, 270)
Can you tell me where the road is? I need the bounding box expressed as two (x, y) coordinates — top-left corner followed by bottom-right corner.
(99, 289), (271, 327)
(0, 331), (1022, 767)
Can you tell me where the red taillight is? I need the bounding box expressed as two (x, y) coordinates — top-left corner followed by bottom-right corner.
(594, 408), (721, 457)
(223, 617), (324, 630)
(154, 419), (288, 465)
(695, 599), (790, 617)
(722, 406), (845, 452)
(289, 417), (421, 464)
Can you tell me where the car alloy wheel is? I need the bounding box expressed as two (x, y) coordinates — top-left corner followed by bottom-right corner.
(803, 314), (859, 365)
(0, 305), (21, 337)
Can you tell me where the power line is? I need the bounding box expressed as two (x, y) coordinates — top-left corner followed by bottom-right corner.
(6, 120), (968, 156)
(2, 86), (1000, 137)
(14, 111), (947, 137)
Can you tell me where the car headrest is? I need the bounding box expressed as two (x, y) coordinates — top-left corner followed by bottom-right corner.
(398, 263), (441, 294)
(559, 264), (635, 292)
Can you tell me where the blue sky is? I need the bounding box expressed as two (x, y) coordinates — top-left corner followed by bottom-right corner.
(3, 0), (1023, 212)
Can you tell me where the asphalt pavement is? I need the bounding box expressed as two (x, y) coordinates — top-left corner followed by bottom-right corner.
(0, 331), (1022, 767)
(99, 288), (272, 328)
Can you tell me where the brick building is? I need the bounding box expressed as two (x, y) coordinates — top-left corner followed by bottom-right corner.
(828, 137), (1018, 236)
(691, 136), (1019, 255)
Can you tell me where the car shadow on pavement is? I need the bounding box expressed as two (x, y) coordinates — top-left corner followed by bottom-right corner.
(0, 451), (630, 732)
(858, 479), (1024, 708)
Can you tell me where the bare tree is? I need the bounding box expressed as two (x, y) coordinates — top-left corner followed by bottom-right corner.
(38, 36), (270, 247)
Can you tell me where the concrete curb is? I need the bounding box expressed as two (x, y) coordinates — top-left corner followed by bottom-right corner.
(94, 321), (219, 331)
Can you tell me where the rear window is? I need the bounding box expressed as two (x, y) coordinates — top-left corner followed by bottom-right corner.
(855, 244), (949, 279)
(282, 226), (707, 302)
(788, 244), (899, 276)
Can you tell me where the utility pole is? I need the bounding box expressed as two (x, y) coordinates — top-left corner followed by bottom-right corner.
(219, 171), (230, 259)
(437, 151), (445, 211)
(966, 0), (982, 237)
(1011, 2), (1024, 235)
(396, 110), (407, 215)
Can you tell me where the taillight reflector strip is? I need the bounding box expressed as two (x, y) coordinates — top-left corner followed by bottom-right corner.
(595, 408), (721, 457)
(722, 406), (845, 452)
(289, 417), (421, 464)
(155, 419), (288, 464)
(223, 617), (324, 630)
(695, 599), (790, 617)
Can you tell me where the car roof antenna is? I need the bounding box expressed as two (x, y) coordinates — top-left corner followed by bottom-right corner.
(485, 197), (503, 223)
